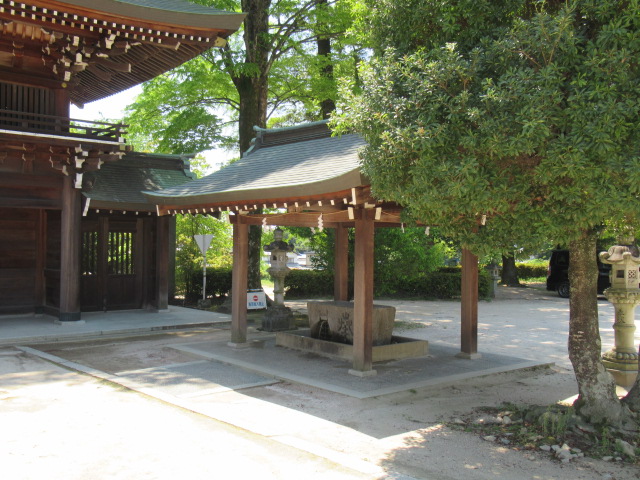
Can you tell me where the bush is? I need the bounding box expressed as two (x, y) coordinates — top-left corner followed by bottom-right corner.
(516, 263), (547, 279)
(284, 269), (334, 297)
(392, 268), (491, 299)
(282, 267), (490, 300)
(182, 267), (232, 302)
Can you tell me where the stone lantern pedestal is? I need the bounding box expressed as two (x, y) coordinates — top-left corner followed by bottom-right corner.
(262, 228), (294, 332)
(599, 241), (640, 388)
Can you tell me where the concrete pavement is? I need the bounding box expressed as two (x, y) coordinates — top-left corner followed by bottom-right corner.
(2, 285), (636, 479)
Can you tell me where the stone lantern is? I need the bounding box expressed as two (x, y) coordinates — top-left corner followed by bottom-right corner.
(485, 262), (500, 298)
(262, 228), (294, 331)
(599, 239), (640, 387)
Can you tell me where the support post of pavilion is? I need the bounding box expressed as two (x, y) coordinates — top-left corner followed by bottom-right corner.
(334, 224), (349, 301)
(458, 247), (480, 359)
(154, 215), (170, 311)
(229, 217), (248, 346)
(350, 209), (376, 376)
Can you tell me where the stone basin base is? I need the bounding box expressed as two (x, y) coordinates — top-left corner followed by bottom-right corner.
(276, 329), (428, 362)
(307, 300), (396, 346)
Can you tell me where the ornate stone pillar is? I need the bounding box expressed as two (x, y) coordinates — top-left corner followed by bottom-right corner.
(262, 228), (294, 331)
(599, 240), (640, 387)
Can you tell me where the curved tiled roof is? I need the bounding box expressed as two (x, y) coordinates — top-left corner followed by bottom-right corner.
(83, 152), (195, 211)
(146, 121), (368, 207)
(61, 0), (244, 29)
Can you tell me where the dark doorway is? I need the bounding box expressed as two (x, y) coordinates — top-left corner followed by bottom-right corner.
(81, 216), (143, 311)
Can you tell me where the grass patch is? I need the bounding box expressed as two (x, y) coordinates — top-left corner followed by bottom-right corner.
(448, 403), (640, 464)
(394, 320), (427, 331)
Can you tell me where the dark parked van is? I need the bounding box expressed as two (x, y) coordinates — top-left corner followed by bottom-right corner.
(546, 249), (611, 298)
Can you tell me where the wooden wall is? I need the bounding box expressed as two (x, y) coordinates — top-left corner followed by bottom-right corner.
(0, 208), (39, 313)
(0, 82), (55, 117)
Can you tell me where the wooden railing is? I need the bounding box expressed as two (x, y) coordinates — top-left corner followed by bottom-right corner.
(0, 108), (127, 143)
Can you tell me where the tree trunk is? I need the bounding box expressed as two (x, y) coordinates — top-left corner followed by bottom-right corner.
(622, 345), (640, 411)
(316, 0), (336, 119)
(568, 228), (630, 426)
(500, 254), (520, 286)
(235, 0), (271, 290)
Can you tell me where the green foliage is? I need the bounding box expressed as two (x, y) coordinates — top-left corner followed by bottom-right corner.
(174, 214), (232, 299)
(125, 0), (363, 156)
(347, 0), (526, 55)
(516, 263), (548, 279)
(183, 267), (233, 303)
(125, 60), (237, 153)
(374, 228), (452, 295)
(540, 406), (574, 438)
(335, 2), (640, 257)
(283, 267), (491, 299)
(284, 269), (334, 297)
(391, 268), (491, 299)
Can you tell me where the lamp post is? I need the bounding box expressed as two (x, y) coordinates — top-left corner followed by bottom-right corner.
(599, 238), (640, 387)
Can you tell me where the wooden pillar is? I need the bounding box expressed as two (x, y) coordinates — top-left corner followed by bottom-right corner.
(230, 217), (248, 345)
(168, 217), (177, 303)
(350, 210), (376, 376)
(34, 209), (46, 314)
(59, 175), (82, 322)
(458, 247), (480, 358)
(155, 215), (170, 311)
(334, 224), (349, 301)
(54, 88), (69, 117)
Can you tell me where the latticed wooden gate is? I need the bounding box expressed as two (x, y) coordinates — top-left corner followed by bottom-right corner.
(81, 217), (143, 311)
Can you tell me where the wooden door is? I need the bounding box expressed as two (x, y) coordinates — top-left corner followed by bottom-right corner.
(81, 217), (143, 311)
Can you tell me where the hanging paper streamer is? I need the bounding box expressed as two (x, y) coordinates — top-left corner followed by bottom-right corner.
(425, 226), (430, 236)
(318, 214), (324, 232)
(262, 217), (267, 227)
(481, 214), (487, 226)
(401, 222), (405, 233)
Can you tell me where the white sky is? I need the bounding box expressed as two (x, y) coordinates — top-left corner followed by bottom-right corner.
(70, 86), (141, 122)
(70, 86), (234, 172)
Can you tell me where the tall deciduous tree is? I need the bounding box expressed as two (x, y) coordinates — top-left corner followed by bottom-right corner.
(337, 1), (640, 426)
(126, 0), (358, 288)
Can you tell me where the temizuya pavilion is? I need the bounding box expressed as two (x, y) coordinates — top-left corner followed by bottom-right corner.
(147, 121), (481, 376)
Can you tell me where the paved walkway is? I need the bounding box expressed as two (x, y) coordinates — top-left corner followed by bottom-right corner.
(0, 306), (230, 346)
(2, 285), (636, 479)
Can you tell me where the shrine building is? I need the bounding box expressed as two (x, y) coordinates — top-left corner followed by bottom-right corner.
(0, 0), (244, 320)
(147, 121), (481, 375)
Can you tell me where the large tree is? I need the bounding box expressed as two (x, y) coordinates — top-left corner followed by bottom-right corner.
(337, 0), (640, 426)
(126, 0), (359, 288)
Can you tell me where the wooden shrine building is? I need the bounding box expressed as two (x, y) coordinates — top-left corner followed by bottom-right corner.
(147, 121), (481, 375)
(0, 0), (244, 320)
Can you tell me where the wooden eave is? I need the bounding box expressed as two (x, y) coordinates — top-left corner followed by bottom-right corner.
(153, 183), (407, 228)
(0, 0), (244, 103)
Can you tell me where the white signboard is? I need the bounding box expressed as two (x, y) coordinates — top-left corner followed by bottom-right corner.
(193, 234), (214, 301)
(193, 234), (214, 256)
(247, 290), (267, 309)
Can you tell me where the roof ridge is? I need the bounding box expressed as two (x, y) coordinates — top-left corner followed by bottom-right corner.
(244, 120), (331, 157)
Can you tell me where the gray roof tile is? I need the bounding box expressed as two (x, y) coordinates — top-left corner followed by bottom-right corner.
(147, 122), (367, 206)
(83, 152), (194, 211)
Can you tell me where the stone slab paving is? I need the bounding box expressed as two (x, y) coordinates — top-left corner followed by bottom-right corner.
(116, 360), (278, 398)
(173, 337), (551, 399)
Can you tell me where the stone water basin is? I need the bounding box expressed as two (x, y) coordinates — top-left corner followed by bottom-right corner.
(307, 300), (396, 346)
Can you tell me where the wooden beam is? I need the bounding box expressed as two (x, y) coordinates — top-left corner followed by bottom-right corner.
(334, 224), (349, 302)
(0, 67), (66, 89)
(350, 209), (376, 376)
(155, 215), (170, 311)
(230, 219), (248, 345)
(458, 248), (480, 358)
(58, 175), (82, 322)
